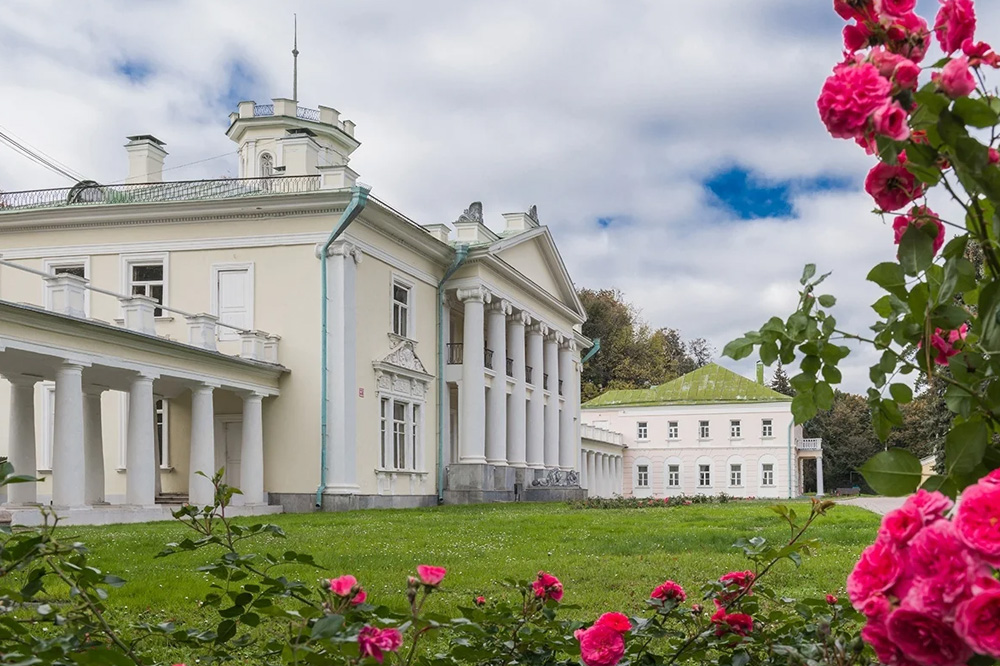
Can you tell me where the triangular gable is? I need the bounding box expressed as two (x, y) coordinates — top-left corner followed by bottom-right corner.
(487, 227), (587, 321)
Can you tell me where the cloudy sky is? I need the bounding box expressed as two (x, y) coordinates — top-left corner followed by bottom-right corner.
(0, 0), (993, 392)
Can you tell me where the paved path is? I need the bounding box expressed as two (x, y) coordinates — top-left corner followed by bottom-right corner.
(833, 496), (906, 515)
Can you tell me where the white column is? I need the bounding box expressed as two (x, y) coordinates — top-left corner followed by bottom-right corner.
(126, 372), (157, 506)
(616, 456), (623, 495)
(188, 384), (216, 506)
(525, 322), (547, 469)
(558, 341), (576, 471)
(241, 393), (265, 504)
(325, 240), (361, 492)
(506, 311), (529, 467)
(83, 387), (106, 504)
(485, 299), (510, 465)
(52, 362), (87, 507)
(816, 457), (825, 497)
(6, 375), (38, 504)
(579, 447), (589, 490)
(585, 450), (595, 497)
(458, 286), (490, 463)
(543, 333), (561, 468)
(601, 454), (610, 498)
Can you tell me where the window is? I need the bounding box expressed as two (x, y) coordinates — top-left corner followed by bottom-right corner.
(212, 264), (254, 341)
(699, 420), (710, 439)
(762, 419), (773, 438)
(762, 463), (775, 487)
(129, 263), (164, 316)
(155, 399), (170, 467)
(380, 396), (421, 470)
(698, 464), (712, 487)
(637, 465), (649, 487)
(730, 420), (741, 439)
(668, 421), (678, 439)
(43, 257), (91, 315)
(637, 421), (648, 440)
(259, 152), (274, 177)
(392, 281), (411, 338)
(730, 463), (743, 487)
(667, 464), (680, 488)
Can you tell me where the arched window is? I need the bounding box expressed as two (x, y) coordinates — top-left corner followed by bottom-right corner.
(259, 152), (274, 178)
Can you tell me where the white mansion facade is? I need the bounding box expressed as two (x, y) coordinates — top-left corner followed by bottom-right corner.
(0, 95), (597, 523)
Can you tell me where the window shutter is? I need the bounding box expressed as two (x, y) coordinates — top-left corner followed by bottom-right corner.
(216, 268), (252, 340)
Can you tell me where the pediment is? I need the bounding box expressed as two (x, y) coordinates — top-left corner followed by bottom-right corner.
(489, 228), (586, 322)
(374, 336), (431, 379)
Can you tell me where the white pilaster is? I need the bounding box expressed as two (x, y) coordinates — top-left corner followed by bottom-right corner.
(126, 372), (157, 506)
(6, 375), (38, 504)
(543, 332), (561, 468)
(525, 322), (547, 469)
(558, 341), (576, 471)
(579, 448), (588, 491)
(241, 393), (265, 504)
(506, 311), (529, 467)
(587, 450), (596, 497)
(816, 457), (825, 497)
(601, 454), (610, 498)
(616, 456), (623, 496)
(325, 240), (362, 492)
(189, 384), (216, 506)
(458, 286), (490, 463)
(485, 299), (511, 465)
(83, 387), (106, 504)
(52, 362), (87, 507)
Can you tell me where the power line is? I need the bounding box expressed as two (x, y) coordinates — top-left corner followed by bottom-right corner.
(0, 126), (84, 182)
(104, 150), (238, 185)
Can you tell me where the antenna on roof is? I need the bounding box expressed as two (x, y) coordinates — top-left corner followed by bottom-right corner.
(292, 14), (299, 102)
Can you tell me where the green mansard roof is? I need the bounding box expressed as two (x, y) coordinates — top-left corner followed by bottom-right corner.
(581, 363), (792, 408)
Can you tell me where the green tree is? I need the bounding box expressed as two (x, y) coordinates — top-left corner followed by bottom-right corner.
(804, 392), (882, 492)
(769, 362), (794, 397)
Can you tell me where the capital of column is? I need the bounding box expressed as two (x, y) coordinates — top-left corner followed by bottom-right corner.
(509, 310), (532, 326)
(456, 285), (492, 304)
(242, 391), (266, 403)
(58, 361), (88, 374)
(487, 298), (512, 316)
(130, 370), (159, 383)
(192, 381), (220, 395)
(324, 240), (363, 264)
(546, 330), (565, 345)
(527, 321), (549, 337)
(561, 339), (578, 352)
(3, 372), (41, 387)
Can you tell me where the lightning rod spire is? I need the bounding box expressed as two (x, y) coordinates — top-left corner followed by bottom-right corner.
(292, 14), (299, 102)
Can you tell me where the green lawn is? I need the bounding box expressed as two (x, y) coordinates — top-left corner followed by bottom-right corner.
(63, 501), (878, 627)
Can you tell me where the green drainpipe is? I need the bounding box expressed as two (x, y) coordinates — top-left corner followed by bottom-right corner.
(437, 244), (470, 502)
(787, 420), (794, 499)
(316, 185), (371, 507)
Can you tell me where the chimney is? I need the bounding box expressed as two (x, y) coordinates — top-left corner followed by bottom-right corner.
(756, 360), (765, 385)
(124, 135), (168, 184)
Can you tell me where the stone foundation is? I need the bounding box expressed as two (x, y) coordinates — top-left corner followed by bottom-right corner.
(270, 493), (439, 513)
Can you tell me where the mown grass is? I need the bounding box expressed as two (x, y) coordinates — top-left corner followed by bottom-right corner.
(60, 500), (878, 628)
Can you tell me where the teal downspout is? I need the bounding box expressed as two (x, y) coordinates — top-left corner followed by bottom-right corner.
(437, 244), (470, 502)
(787, 421), (794, 499)
(316, 185), (371, 507)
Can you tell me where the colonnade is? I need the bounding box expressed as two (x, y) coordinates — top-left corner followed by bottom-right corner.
(580, 448), (623, 498)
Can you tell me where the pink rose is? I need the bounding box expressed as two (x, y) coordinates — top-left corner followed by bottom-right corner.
(955, 477), (1000, 565)
(575, 623), (626, 666)
(990, 148), (1000, 164)
(826, 594), (839, 605)
(719, 570), (755, 602)
(963, 39), (1000, 68)
(416, 564), (447, 586)
(844, 21), (873, 51)
(865, 161), (924, 211)
(818, 62), (892, 139)
(533, 571), (564, 602)
(856, 130), (878, 154)
(904, 489), (953, 524)
(907, 521), (980, 612)
(886, 12), (930, 63)
(358, 626), (403, 664)
(894, 59), (921, 89)
(880, 0), (916, 16)
(595, 612), (632, 633)
(886, 609), (973, 666)
(933, 56), (976, 98)
(892, 206), (945, 255)
(880, 505), (923, 545)
(871, 48), (905, 77)
(924, 324), (967, 366)
(983, 468), (1000, 484)
(651, 580), (687, 602)
(711, 602), (754, 637)
(327, 574), (367, 605)
(835, 0), (876, 21)
(873, 101), (911, 141)
(861, 593), (892, 620)
(847, 539), (902, 610)
(862, 619), (904, 665)
(955, 589), (1000, 658)
(475, 595), (486, 606)
(935, 0), (976, 54)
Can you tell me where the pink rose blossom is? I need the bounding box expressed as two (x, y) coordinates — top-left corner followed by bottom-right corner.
(935, 0), (976, 54)
(924, 324), (967, 366)
(711, 602), (754, 637)
(904, 489), (954, 524)
(719, 570), (755, 602)
(871, 48), (905, 77)
(983, 468), (1000, 484)
(416, 564), (447, 586)
(847, 539), (902, 610)
(880, 505), (923, 545)
(844, 22), (873, 51)
(886, 609), (973, 666)
(955, 477), (1000, 565)
(892, 206), (945, 255)
(595, 612), (632, 633)
(862, 619), (903, 665)
(880, 0), (916, 17)
(818, 62), (892, 139)
(865, 161), (924, 211)
(955, 589), (1000, 658)
(861, 593), (892, 620)
(651, 580), (687, 602)
(885, 12), (930, 62)
(835, 0), (875, 21)
(327, 575), (367, 605)
(358, 626), (403, 664)
(990, 147), (1000, 164)
(856, 130), (878, 154)
(963, 39), (1000, 67)
(533, 571), (564, 602)
(894, 59), (921, 89)
(873, 101), (910, 141)
(575, 623), (626, 666)
(908, 520), (979, 610)
(826, 594), (839, 605)
(933, 56), (976, 98)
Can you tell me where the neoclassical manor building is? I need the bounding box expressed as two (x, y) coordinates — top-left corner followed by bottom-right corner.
(582, 364), (823, 499)
(0, 95), (605, 524)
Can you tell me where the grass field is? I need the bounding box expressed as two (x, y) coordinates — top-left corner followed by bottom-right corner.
(61, 500), (879, 628)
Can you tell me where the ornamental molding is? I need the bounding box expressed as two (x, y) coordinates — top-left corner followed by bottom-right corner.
(509, 310), (532, 326)
(373, 338), (433, 399)
(455, 201), (484, 225)
(327, 239), (363, 264)
(488, 299), (512, 316)
(531, 469), (580, 487)
(528, 321), (549, 336)
(527, 204), (539, 224)
(456, 285), (492, 304)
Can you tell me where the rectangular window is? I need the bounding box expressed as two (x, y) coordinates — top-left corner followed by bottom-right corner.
(393, 402), (407, 469)
(130, 263), (165, 316)
(637, 465), (649, 487)
(762, 463), (775, 486)
(637, 421), (648, 440)
(699, 421), (710, 439)
(667, 464), (680, 488)
(698, 464), (711, 487)
(392, 282), (411, 338)
(380, 398), (389, 468)
(668, 421), (678, 439)
(213, 264), (254, 340)
(762, 419), (773, 438)
(380, 395), (421, 471)
(730, 420), (741, 438)
(730, 463), (742, 487)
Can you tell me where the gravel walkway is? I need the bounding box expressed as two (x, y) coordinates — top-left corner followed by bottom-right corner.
(833, 496), (906, 515)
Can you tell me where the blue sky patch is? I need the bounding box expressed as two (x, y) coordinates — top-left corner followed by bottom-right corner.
(596, 215), (630, 229)
(116, 59), (153, 84)
(703, 166), (851, 220)
(220, 60), (261, 113)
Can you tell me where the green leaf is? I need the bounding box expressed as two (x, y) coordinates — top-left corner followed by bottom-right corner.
(818, 294), (836, 307)
(71, 649), (136, 666)
(814, 382), (835, 410)
(800, 264), (817, 285)
(859, 449), (923, 496)
(889, 383), (913, 404)
(311, 614), (345, 640)
(723, 337), (755, 361)
(791, 391), (817, 424)
(953, 96), (1000, 128)
(760, 341), (779, 366)
(867, 262), (907, 298)
(938, 108), (970, 146)
(945, 418), (988, 477)
(898, 225), (936, 276)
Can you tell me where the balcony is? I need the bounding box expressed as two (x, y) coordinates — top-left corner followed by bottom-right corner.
(506, 357), (514, 377)
(447, 343), (463, 365)
(798, 438), (822, 451)
(558, 379), (564, 396)
(526, 365), (533, 384)
(543, 373), (549, 390)
(484, 348), (494, 370)
(253, 103), (321, 122)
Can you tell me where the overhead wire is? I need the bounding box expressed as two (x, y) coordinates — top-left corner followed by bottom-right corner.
(0, 125), (84, 183)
